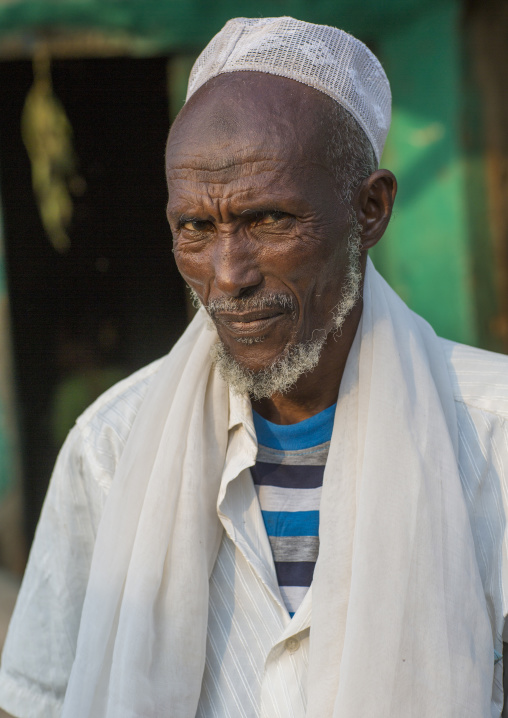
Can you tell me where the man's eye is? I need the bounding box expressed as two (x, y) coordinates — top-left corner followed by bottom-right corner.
(254, 211), (288, 225)
(181, 219), (212, 232)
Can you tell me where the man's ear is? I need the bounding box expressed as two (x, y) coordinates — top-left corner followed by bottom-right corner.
(354, 169), (397, 250)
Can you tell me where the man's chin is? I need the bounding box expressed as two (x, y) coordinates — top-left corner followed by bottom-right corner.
(210, 334), (326, 400)
(215, 333), (294, 375)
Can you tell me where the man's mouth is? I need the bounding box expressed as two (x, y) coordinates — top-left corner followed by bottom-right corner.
(214, 309), (285, 335)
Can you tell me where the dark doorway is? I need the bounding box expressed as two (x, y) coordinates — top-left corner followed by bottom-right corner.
(0, 55), (188, 543)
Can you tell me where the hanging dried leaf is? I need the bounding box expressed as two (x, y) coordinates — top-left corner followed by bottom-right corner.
(21, 49), (85, 253)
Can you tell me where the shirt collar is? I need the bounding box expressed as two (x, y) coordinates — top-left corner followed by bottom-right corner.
(228, 385), (256, 436)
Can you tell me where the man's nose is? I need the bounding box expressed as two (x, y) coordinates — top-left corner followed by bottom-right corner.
(211, 234), (263, 298)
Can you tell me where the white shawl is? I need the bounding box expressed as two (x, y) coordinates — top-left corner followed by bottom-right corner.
(62, 260), (493, 718)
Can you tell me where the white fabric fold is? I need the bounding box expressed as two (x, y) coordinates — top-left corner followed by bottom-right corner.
(62, 259), (493, 718)
(307, 261), (493, 717)
(62, 313), (228, 718)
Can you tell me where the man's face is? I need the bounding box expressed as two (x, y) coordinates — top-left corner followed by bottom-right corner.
(165, 73), (357, 375)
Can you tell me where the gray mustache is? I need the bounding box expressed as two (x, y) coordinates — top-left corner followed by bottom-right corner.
(207, 293), (296, 317)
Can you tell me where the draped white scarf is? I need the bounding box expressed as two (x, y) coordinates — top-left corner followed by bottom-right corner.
(62, 260), (493, 718)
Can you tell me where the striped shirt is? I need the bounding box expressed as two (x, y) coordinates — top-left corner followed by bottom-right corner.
(251, 405), (335, 616)
(1, 339), (508, 717)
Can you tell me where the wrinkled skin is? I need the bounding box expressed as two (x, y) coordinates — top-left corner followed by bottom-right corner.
(165, 72), (396, 423)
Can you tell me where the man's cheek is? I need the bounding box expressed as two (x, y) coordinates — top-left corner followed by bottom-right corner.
(173, 252), (209, 293)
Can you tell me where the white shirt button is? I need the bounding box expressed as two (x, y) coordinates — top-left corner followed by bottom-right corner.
(285, 637), (300, 653)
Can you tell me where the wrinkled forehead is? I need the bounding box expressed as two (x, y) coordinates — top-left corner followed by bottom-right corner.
(165, 72), (334, 174)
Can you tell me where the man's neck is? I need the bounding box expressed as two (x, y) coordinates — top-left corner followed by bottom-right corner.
(251, 299), (363, 424)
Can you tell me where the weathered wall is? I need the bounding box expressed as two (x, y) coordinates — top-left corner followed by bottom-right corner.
(0, 193), (24, 574)
(466, 0), (508, 353)
(0, 203), (12, 501)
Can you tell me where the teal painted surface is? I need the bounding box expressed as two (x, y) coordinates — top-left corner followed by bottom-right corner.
(0, 208), (14, 499)
(0, 0), (455, 50)
(372, 1), (476, 344)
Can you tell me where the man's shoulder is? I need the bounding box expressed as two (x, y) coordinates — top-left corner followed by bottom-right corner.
(73, 357), (164, 481)
(77, 356), (163, 430)
(440, 337), (508, 420)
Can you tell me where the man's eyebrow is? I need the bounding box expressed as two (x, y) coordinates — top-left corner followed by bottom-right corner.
(240, 207), (284, 216)
(176, 213), (210, 225)
(175, 210), (281, 224)
(165, 211), (199, 226)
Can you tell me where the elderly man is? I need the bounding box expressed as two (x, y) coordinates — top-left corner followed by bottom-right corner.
(1, 16), (508, 718)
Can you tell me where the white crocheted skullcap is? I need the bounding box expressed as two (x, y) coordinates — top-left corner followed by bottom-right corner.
(186, 16), (391, 164)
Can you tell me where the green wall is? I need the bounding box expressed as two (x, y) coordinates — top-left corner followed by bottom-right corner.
(372, 1), (477, 344)
(0, 199), (16, 500)
(0, 0), (450, 50)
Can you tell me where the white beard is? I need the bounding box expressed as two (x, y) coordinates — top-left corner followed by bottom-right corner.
(195, 218), (362, 400)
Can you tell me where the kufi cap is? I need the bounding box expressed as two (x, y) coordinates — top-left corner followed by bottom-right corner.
(186, 16), (391, 163)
